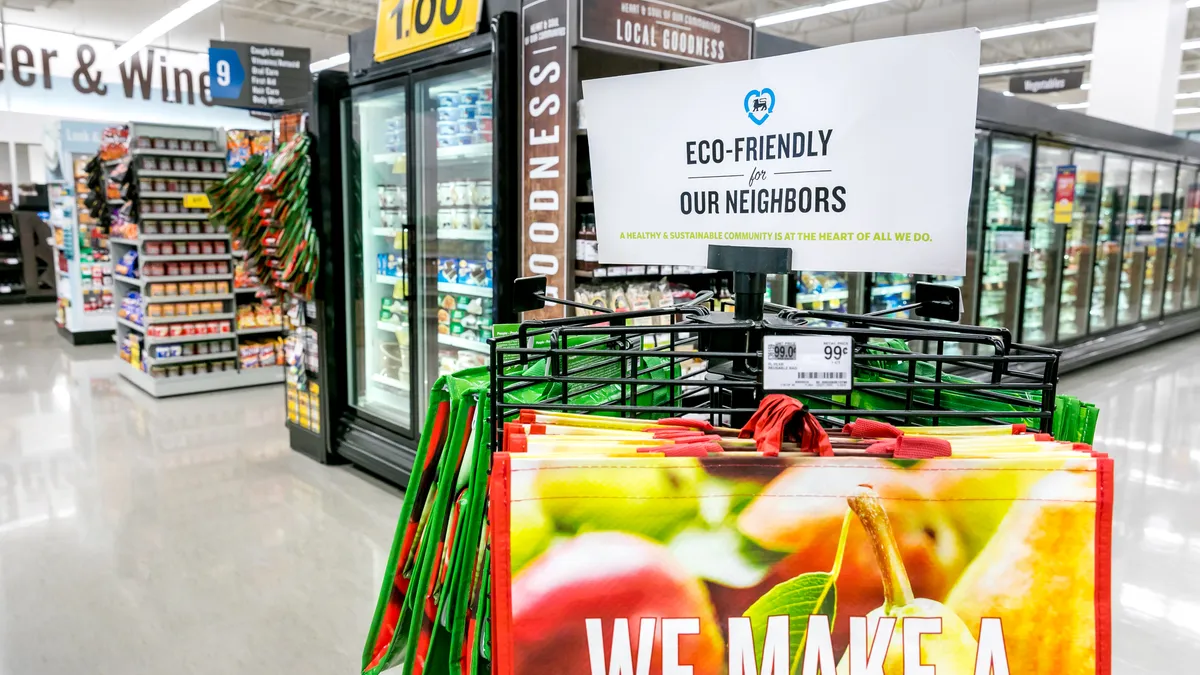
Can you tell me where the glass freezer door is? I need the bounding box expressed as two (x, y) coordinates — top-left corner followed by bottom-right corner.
(414, 61), (494, 390)
(1022, 144), (1071, 344)
(1117, 160), (1155, 326)
(979, 137), (1032, 333)
(1164, 166), (1195, 314)
(1184, 171), (1200, 310)
(1057, 152), (1102, 341)
(344, 85), (415, 433)
(795, 271), (861, 313)
(1141, 163), (1178, 320)
(1089, 154), (1130, 333)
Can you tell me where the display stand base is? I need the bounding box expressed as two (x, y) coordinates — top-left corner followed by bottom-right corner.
(114, 357), (284, 397)
(57, 325), (114, 345)
(288, 422), (339, 464)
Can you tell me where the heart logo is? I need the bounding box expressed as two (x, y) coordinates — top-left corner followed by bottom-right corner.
(744, 88), (776, 125)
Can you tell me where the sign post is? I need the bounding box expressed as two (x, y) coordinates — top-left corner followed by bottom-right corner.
(208, 41), (312, 111)
(581, 29), (982, 276)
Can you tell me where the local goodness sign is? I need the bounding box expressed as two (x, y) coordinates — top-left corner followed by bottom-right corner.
(582, 29), (981, 275)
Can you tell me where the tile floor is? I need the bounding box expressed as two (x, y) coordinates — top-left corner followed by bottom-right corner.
(2, 302), (1199, 672)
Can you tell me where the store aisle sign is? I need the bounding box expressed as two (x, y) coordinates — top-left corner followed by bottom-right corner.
(579, 0), (751, 65)
(0, 22), (270, 128)
(1053, 166), (1077, 225)
(374, 0), (484, 62)
(208, 41), (311, 111)
(582, 29), (981, 275)
(1009, 68), (1084, 95)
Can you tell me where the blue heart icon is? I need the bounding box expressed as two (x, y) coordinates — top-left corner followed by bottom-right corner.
(744, 88), (776, 125)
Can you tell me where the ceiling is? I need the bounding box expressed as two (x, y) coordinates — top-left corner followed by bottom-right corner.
(671, 0), (1200, 129)
(221, 0), (376, 35)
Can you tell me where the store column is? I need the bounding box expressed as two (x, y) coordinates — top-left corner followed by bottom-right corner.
(1087, 0), (1188, 133)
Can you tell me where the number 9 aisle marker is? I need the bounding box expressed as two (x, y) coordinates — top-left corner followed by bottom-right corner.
(374, 0), (484, 62)
(208, 46), (245, 101)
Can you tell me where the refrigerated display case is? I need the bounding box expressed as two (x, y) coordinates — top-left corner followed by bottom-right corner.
(1141, 162), (1178, 320)
(1057, 152), (1102, 341)
(1164, 165), (1198, 314)
(1022, 143), (1071, 344)
(1117, 160), (1155, 326)
(868, 272), (914, 318)
(795, 271), (861, 313)
(1089, 154), (1130, 333)
(978, 136), (1032, 333)
(334, 13), (518, 482)
(1183, 171), (1200, 310)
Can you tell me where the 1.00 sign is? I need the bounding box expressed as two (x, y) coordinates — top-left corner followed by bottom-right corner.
(374, 0), (483, 62)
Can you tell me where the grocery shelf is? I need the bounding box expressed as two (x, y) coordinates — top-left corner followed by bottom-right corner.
(137, 170), (227, 179)
(140, 191), (193, 199)
(116, 358), (282, 397)
(372, 227), (402, 237)
(114, 274), (144, 286)
(376, 274), (405, 285)
(376, 321), (405, 332)
(117, 317), (145, 332)
(437, 282), (492, 298)
(110, 237), (139, 246)
(145, 293), (233, 303)
(235, 286), (266, 294)
(145, 312), (235, 325)
(131, 148), (225, 159)
(138, 233), (230, 241)
(438, 334), (489, 354)
(438, 229), (491, 241)
(144, 351), (238, 366)
(144, 331), (233, 345)
(139, 213), (209, 221)
(142, 274), (232, 283)
(141, 254), (230, 262)
(237, 325), (283, 335)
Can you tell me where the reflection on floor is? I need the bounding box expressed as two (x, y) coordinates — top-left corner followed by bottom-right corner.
(0, 304), (402, 674)
(4, 301), (1200, 672)
(1060, 338), (1200, 673)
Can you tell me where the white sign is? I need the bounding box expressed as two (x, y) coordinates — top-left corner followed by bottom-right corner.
(582, 29), (981, 275)
(762, 335), (853, 391)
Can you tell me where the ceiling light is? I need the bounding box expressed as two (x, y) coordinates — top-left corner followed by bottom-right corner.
(310, 52), (349, 73)
(1176, 107), (1200, 115)
(1189, 0), (1200, 8)
(1081, 83), (1092, 90)
(1183, 39), (1200, 50)
(1002, 90), (1015, 97)
(1182, 72), (1200, 80)
(754, 0), (894, 28)
(1178, 92), (1200, 100)
(112, 0), (222, 65)
(979, 53), (1093, 76)
(980, 14), (1097, 40)
(1057, 102), (1090, 110)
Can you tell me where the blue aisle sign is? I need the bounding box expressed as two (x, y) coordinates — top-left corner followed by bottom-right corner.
(208, 40), (311, 111)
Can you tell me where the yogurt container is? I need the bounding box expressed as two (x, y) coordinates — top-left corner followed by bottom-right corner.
(436, 121), (458, 136)
(477, 101), (493, 118)
(458, 88), (481, 105)
(458, 105), (477, 120)
(456, 119), (479, 134)
(457, 133), (474, 146)
(438, 134), (460, 147)
(436, 92), (458, 107)
(437, 106), (460, 121)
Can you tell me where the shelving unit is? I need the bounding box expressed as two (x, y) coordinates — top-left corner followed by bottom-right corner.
(110, 122), (283, 397)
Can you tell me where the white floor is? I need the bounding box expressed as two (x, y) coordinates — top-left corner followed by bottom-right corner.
(1, 301), (1197, 673)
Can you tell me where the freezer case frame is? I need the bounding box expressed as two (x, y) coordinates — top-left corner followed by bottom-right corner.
(332, 12), (520, 486)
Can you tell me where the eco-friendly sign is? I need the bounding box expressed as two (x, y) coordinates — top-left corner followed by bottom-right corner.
(582, 30), (981, 275)
(579, 0), (751, 65)
(374, 0), (484, 62)
(207, 41), (311, 111)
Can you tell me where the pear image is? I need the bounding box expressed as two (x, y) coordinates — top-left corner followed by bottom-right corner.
(946, 469), (1097, 674)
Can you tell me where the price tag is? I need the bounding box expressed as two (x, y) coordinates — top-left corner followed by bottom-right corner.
(763, 335), (853, 391)
(183, 193), (211, 209)
(374, 0), (483, 62)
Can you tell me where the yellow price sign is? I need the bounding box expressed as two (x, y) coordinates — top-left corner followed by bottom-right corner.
(183, 193), (211, 209)
(374, 0), (483, 62)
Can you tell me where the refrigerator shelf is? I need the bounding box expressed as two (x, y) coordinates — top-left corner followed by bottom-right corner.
(371, 373), (409, 392)
(438, 334), (489, 354)
(373, 152), (406, 164)
(797, 289), (850, 303)
(376, 274), (406, 285)
(871, 284), (911, 296)
(376, 321), (406, 332)
(372, 227), (402, 237)
(437, 282), (492, 298)
(438, 229), (491, 241)
(437, 144), (492, 162)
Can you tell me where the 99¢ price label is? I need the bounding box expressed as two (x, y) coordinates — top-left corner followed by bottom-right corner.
(374, 0), (484, 62)
(763, 335), (853, 391)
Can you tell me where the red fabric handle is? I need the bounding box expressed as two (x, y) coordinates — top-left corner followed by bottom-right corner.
(842, 418), (902, 439)
(739, 394), (833, 457)
(655, 418), (715, 432)
(865, 435), (952, 459)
